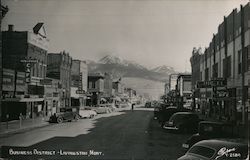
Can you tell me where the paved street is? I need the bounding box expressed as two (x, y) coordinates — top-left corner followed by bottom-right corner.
(1, 109), (190, 159)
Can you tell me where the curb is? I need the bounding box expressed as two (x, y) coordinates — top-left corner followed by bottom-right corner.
(0, 123), (51, 138)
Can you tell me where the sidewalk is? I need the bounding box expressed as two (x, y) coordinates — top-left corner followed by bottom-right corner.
(0, 117), (50, 138)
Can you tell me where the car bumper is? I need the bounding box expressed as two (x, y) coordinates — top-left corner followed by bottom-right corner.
(163, 126), (179, 130)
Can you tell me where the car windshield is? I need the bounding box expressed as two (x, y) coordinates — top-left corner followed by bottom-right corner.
(188, 145), (215, 158)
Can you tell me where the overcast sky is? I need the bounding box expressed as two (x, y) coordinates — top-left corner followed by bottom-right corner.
(2, 0), (249, 72)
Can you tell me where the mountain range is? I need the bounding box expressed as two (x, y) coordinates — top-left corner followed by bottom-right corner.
(87, 55), (176, 82)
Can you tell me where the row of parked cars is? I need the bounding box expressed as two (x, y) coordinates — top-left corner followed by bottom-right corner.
(49, 105), (116, 123)
(153, 102), (249, 160)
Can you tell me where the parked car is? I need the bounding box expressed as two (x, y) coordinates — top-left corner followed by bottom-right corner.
(79, 108), (97, 119)
(163, 112), (200, 133)
(178, 139), (248, 160)
(153, 102), (163, 119)
(91, 106), (109, 114)
(158, 106), (191, 127)
(182, 121), (236, 150)
(145, 101), (152, 108)
(49, 108), (80, 123)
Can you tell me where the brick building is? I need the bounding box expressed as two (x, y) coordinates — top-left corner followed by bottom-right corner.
(191, 3), (249, 125)
(2, 23), (49, 121)
(0, 4), (9, 121)
(47, 52), (72, 108)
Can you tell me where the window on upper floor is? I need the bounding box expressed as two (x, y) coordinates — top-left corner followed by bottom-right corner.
(227, 56), (232, 78)
(92, 81), (96, 89)
(205, 68), (209, 81)
(238, 50), (242, 74)
(213, 63), (218, 78)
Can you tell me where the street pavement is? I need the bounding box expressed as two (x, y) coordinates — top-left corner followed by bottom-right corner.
(0, 108), (191, 160)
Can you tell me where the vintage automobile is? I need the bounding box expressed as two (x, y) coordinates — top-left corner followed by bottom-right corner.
(49, 108), (80, 123)
(145, 101), (152, 108)
(178, 139), (249, 160)
(158, 106), (191, 127)
(79, 107), (97, 119)
(153, 102), (163, 119)
(182, 121), (235, 150)
(163, 112), (200, 133)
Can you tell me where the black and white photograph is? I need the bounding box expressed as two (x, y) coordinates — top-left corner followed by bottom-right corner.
(0, 0), (249, 159)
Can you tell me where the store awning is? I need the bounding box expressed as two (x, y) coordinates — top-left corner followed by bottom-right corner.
(2, 97), (44, 102)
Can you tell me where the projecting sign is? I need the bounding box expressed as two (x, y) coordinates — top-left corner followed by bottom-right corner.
(25, 63), (31, 83)
(21, 59), (38, 83)
(20, 59), (38, 63)
(76, 90), (85, 94)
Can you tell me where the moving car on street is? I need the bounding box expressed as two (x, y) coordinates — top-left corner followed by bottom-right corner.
(49, 108), (80, 123)
(178, 139), (248, 160)
(163, 112), (200, 133)
(182, 121), (235, 150)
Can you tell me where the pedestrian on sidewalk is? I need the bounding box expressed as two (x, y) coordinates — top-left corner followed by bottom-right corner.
(131, 103), (135, 111)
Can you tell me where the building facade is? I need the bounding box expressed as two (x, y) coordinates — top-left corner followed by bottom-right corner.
(169, 74), (179, 91)
(47, 51), (72, 108)
(87, 73), (104, 106)
(41, 78), (61, 118)
(0, 4), (9, 122)
(176, 74), (192, 109)
(71, 60), (88, 107)
(191, 3), (249, 125)
(103, 73), (114, 99)
(2, 23), (49, 121)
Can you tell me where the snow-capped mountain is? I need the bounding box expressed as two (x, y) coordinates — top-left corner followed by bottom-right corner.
(151, 65), (175, 74)
(88, 55), (176, 82)
(99, 55), (147, 70)
(99, 55), (123, 65)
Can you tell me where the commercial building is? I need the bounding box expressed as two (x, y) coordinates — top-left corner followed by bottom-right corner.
(190, 48), (203, 110)
(0, 4), (9, 121)
(71, 60), (88, 107)
(41, 78), (61, 117)
(190, 3), (249, 126)
(103, 73), (114, 100)
(47, 51), (72, 108)
(169, 74), (179, 91)
(2, 23), (49, 121)
(87, 73), (104, 106)
(176, 74), (192, 109)
(112, 78), (124, 96)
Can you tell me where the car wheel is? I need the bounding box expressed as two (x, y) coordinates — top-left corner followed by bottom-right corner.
(89, 115), (94, 119)
(57, 117), (63, 123)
